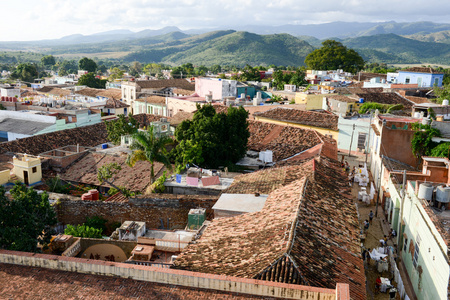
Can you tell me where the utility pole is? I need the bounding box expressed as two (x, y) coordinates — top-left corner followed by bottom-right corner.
(348, 124), (356, 157)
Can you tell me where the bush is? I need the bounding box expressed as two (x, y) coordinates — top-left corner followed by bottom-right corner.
(64, 224), (103, 238)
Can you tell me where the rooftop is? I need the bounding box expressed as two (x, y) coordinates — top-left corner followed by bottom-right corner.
(400, 67), (444, 74)
(357, 92), (414, 108)
(36, 86), (72, 96)
(134, 79), (195, 91)
(247, 120), (336, 161)
(0, 118), (54, 135)
(136, 95), (166, 105)
(254, 108), (339, 131)
(174, 157), (365, 300)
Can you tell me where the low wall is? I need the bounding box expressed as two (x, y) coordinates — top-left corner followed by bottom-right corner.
(0, 250), (347, 300)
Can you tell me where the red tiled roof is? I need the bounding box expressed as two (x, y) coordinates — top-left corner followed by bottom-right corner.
(170, 111), (194, 127)
(357, 92), (414, 108)
(36, 86), (72, 96)
(104, 98), (129, 108)
(135, 79), (195, 91)
(247, 121), (325, 161)
(136, 96), (166, 105)
(174, 157), (365, 300)
(254, 108), (339, 131)
(174, 88), (196, 96)
(405, 96), (432, 104)
(327, 94), (359, 103)
(60, 152), (166, 192)
(0, 263), (269, 299)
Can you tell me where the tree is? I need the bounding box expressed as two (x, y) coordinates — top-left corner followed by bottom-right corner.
(272, 68), (306, 90)
(210, 64), (222, 74)
(129, 61), (142, 77)
(85, 216), (108, 235)
(64, 224), (102, 238)
(108, 67), (125, 81)
(173, 104), (249, 169)
(10, 63), (38, 83)
(57, 59), (78, 75)
(305, 40), (364, 73)
(126, 126), (173, 185)
(79, 57), (97, 73)
(41, 55), (56, 67)
(105, 114), (139, 145)
(411, 123), (441, 159)
(430, 142), (450, 158)
(239, 64), (261, 82)
(0, 182), (57, 252)
(97, 162), (123, 191)
(77, 72), (106, 88)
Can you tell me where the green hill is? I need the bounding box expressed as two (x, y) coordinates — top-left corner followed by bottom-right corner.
(123, 31), (314, 66)
(405, 30), (450, 44)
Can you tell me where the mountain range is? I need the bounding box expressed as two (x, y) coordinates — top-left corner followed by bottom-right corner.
(3, 21), (450, 66)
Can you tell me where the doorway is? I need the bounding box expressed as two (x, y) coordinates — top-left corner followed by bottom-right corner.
(23, 171), (29, 185)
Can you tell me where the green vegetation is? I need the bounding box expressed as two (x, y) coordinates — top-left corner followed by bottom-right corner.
(105, 114), (139, 145)
(411, 123), (441, 158)
(172, 104), (249, 169)
(97, 162), (123, 191)
(77, 72), (106, 88)
(305, 40), (365, 73)
(358, 102), (390, 114)
(78, 57), (97, 72)
(0, 182), (57, 252)
(430, 142), (450, 158)
(46, 177), (72, 194)
(272, 67), (307, 90)
(151, 171), (167, 193)
(126, 126), (173, 185)
(64, 224), (103, 238)
(10, 63), (38, 83)
(363, 62), (397, 74)
(85, 216), (108, 235)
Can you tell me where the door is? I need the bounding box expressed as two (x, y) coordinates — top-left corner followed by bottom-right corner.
(417, 77), (422, 87)
(23, 171), (29, 185)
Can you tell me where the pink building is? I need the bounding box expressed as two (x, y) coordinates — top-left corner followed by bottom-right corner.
(195, 78), (237, 100)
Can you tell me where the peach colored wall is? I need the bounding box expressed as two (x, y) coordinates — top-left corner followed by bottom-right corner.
(380, 127), (417, 167)
(195, 78), (223, 99)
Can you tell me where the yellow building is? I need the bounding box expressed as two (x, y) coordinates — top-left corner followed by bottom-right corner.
(13, 154), (42, 185)
(0, 169), (10, 185)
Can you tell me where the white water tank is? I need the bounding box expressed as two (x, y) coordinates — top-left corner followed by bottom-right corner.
(418, 183), (433, 201)
(436, 186), (450, 203)
(414, 112), (421, 119)
(422, 118), (430, 125)
(443, 99), (449, 106)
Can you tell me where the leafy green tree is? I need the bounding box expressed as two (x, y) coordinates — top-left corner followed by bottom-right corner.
(305, 40), (364, 73)
(57, 60), (78, 75)
(126, 126), (173, 185)
(97, 162), (123, 191)
(143, 63), (162, 77)
(108, 67), (125, 81)
(77, 72), (106, 88)
(194, 65), (208, 76)
(210, 64), (222, 74)
(430, 142), (450, 158)
(79, 57), (97, 73)
(10, 63), (39, 83)
(64, 224), (102, 238)
(41, 55), (56, 67)
(272, 68), (306, 90)
(0, 182), (57, 252)
(411, 123), (441, 158)
(129, 61), (142, 77)
(173, 104), (249, 169)
(239, 64), (261, 81)
(105, 114), (139, 145)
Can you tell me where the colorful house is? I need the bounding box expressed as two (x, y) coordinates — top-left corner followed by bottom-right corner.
(396, 67), (444, 88)
(12, 154), (42, 185)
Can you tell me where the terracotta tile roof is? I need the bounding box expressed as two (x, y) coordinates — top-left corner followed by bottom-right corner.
(405, 95), (432, 104)
(135, 95), (166, 105)
(104, 192), (129, 203)
(75, 87), (103, 97)
(174, 88), (196, 96)
(97, 88), (122, 100)
(0, 263), (269, 299)
(135, 79), (195, 91)
(0, 122), (108, 155)
(327, 94), (359, 103)
(170, 111), (194, 127)
(254, 108), (339, 131)
(356, 92), (414, 108)
(104, 98), (129, 108)
(401, 67), (443, 74)
(132, 113), (170, 127)
(382, 156), (416, 172)
(335, 87), (383, 95)
(247, 121), (327, 161)
(60, 152), (165, 192)
(174, 157), (365, 300)
(36, 86), (72, 96)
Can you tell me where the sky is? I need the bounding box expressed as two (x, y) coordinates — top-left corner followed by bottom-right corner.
(2, 0), (450, 41)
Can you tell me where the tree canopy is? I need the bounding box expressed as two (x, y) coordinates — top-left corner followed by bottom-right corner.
(411, 123), (441, 158)
(77, 72), (106, 88)
(79, 57), (97, 73)
(105, 114), (139, 145)
(272, 67), (307, 90)
(0, 183), (57, 252)
(173, 104), (249, 169)
(10, 63), (39, 83)
(304, 40), (365, 73)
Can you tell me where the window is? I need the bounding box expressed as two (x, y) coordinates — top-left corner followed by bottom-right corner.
(413, 234), (421, 268)
(404, 238), (408, 252)
(434, 77), (440, 86)
(405, 77), (410, 84)
(357, 132), (367, 150)
(32, 167), (37, 173)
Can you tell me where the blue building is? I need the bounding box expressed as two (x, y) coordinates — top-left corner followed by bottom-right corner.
(236, 82), (256, 100)
(395, 67), (444, 87)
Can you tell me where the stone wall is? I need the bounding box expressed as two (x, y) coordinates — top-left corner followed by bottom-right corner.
(56, 194), (218, 230)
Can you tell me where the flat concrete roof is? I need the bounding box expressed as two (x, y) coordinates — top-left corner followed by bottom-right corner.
(213, 193), (269, 213)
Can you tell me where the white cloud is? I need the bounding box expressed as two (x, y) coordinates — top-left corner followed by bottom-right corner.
(1, 0), (450, 41)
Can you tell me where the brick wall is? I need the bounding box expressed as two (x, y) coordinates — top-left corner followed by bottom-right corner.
(56, 195), (218, 230)
(0, 250), (345, 300)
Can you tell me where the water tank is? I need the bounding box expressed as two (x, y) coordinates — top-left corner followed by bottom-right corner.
(81, 193), (93, 201)
(88, 189), (99, 201)
(418, 183), (433, 201)
(414, 112), (421, 118)
(436, 186), (450, 203)
(422, 118), (430, 125)
(359, 98), (364, 103)
(101, 143), (108, 149)
(443, 99), (449, 106)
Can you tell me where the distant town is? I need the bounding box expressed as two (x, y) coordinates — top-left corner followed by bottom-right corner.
(0, 41), (449, 300)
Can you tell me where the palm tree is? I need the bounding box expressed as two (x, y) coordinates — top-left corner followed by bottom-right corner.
(126, 126), (173, 185)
